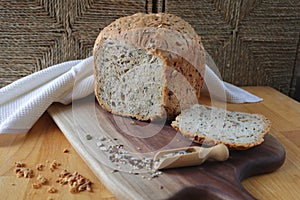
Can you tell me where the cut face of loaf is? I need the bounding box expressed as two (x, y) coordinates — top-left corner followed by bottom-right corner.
(93, 13), (205, 120)
(95, 39), (165, 120)
(171, 104), (271, 149)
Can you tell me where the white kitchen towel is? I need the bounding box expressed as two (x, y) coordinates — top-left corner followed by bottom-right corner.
(0, 56), (262, 134)
(201, 66), (262, 104)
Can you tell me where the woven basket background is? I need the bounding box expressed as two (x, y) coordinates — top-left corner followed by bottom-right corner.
(0, 0), (299, 97)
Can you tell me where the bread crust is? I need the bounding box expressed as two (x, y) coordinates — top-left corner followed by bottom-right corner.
(93, 13), (205, 120)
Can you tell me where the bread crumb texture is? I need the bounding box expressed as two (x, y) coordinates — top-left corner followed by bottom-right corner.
(95, 39), (164, 120)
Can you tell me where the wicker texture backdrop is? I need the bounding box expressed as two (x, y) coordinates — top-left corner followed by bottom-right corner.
(0, 0), (147, 87)
(0, 0), (299, 97)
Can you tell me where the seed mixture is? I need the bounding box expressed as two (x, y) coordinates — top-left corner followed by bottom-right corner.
(95, 135), (163, 180)
(153, 149), (193, 169)
(86, 134), (93, 140)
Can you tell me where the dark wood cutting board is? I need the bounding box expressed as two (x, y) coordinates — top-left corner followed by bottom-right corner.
(47, 95), (285, 200)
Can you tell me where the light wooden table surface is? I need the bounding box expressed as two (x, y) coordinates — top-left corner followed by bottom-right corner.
(1, 86), (300, 199)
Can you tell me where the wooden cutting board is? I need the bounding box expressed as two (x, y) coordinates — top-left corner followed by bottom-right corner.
(47, 95), (285, 200)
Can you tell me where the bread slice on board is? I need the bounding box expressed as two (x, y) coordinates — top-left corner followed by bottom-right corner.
(171, 104), (271, 150)
(93, 13), (205, 121)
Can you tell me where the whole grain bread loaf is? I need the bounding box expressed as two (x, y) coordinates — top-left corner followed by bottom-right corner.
(171, 104), (271, 149)
(93, 13), (205, 120)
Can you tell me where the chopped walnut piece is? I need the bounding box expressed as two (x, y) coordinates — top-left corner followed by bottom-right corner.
(15, 161), (25, 168)
(50, 160), (60, 172)
(69, 186), (78, 193)
(58, 169), (70, 177)
(23, 168), (34, 178)
(13, 159), (94, 194)
(37, 174), (48, 185)
(16, 171), (23, 178)
(32, 183), (42, 189)
(47, 186), (57, 193)
(63, 148), (69, 153)
(32, 175), (48, 190)
(86, 184), (92, 192)
(15, 168), (34, 178)
(15, 168), (21, 174)
(57, 169), (93, 193)
(36, 163), (44, 171)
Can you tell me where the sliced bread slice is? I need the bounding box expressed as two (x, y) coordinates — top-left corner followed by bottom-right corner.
(171, 104), (271, 149)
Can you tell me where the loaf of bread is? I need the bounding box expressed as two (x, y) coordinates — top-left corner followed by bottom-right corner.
(93, 13), (205, 120)
(171, 104), (271, 149)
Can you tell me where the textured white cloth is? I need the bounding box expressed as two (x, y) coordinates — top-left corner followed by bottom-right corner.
(0, 56), (262, 134)
(201, 66), (262, 104)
